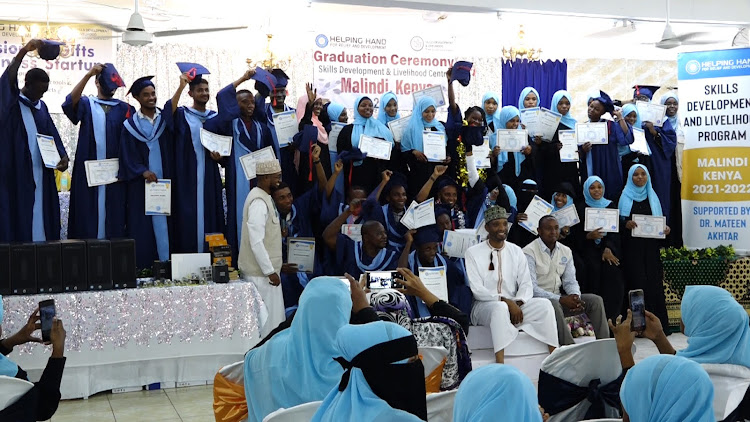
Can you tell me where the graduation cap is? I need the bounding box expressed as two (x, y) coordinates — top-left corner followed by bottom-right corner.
(384, 171), (408, 195)
(450, 61), (473, 87)
(128, 75), (155, 96)
(176, 62), (210, 85)
(270, 69), (290, 89)
(98, 63), (125, 96)
(38, 39), (65, 61)
(414, 224), (441, 245)
(252, 67), (278, 98)
(592, 90), (615, 114)
(336, 148), (367, 163)
(632, 85), (661, 101)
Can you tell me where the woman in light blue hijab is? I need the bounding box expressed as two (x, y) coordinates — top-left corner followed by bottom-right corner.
(453, 364), (542, 422)
(481, 91), (501, 131)
(537, 89), (581, 200)
(376, 92), (400, 125)
(312, 321), (425, 422)
(402, 96), (447, 196)
(243, 277), (353, 422)
(489, 105), (527, 190)
(518, 87), (540, 112)
(326, 102), (347, 123)
(619, 164), (663, 218)
(620, 355), (714, 422)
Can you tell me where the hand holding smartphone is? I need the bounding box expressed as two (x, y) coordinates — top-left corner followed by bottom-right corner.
(39, 299), (56, 343)
(628, 289), (646, 332)
(366, 271), (404, 290)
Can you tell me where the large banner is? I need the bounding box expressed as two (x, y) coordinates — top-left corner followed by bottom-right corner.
(0, 22), (114, 113)
(311, 32), (457, 111)
(678, 48), (750, 254)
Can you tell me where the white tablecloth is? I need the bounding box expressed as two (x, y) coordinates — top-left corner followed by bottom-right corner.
(1, 282), (267, 399)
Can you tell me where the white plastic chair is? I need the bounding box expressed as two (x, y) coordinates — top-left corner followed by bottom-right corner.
(262, 401), (323, 422)
(426, 389), (458, 422)
(218, 360), (244, 384)
(539, 339), (623, 422)
(0, 375), (34, 411)
(701, 363), (750, 421)
(468, 325), (550, 382)
(419, 346), (449, 378)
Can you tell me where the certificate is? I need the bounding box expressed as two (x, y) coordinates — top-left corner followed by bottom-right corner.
(412, 85), (445, 108)
(495, 129), (529, 152)
(636, 101), (667, 127)
(575, 122), (608, 145)
(341, 224), (362, 242)
(558, 130), (579, 162)
(412, 198), (436, 229)
(239, 146), (277, 180)
(442, 230), (480, 258)
(272, 110), (298, 148)
(418, 266), (449, 302)
(399, 201), (418, 230)
(630, 128), (651, 156)
(359, 135), (392, 160)
(539, 108), (562, 141)
(552, 205), (580, 228)
(328, 122), (346, 153)
(36, 134), (61, 169)
(84, 158), (119, 187)
(632, 214), (666, 239)
(520, 107), (541, 137)
(145, 179), (171, 216)
(423, 132), (446, 162)
(199, 128), (232, 156)
(584, 207), (620, 233)
(472, 137), (491, 169)
(518, 195), (554, 235)
(287, 237), (316, 273)
(387, 115), (410, 144)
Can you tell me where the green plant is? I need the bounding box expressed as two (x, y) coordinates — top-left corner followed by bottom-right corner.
(660, 245), (736, 262)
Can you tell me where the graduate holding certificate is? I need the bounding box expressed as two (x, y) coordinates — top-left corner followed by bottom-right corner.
(401, 97), (449, 197)
(1, 39), (69, 242)
(535, 91), (581, 200)
(489, 106), (533, 191)
(518, 195), (554, 236)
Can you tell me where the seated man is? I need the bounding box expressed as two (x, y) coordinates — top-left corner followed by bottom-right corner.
(523, 215), (609, 346)
(465, 206), (558, 364)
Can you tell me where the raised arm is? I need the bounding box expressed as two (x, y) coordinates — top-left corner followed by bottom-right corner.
(170, 73), (190, 115)
(7, 39), (40, 89)
(446, 68), (458, 115)
(232, 68), (255, 89)
(398, 230), (415, 268)
(323, 204), (354, 251)
(326, 159), (344, 199)
(415, 165), (447, 203)
(311, 144), (327, 192)
(67, 63), (104, 111)
(371, 170), (393, 202)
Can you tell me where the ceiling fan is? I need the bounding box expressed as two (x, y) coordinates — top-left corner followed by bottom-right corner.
(645, 0), (722, 49)
(732, 27), (749, 47)
(84, 0), (247, 46)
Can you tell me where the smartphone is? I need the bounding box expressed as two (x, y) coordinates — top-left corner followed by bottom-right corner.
(629, 289), (646, 332)
(39, 299), (56, 343)
(366, 271), (403, 290)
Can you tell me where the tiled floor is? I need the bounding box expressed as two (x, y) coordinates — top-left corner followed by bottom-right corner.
(45, 385), (215, 422)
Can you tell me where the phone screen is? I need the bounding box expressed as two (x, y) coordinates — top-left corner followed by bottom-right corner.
(338, 277), (351, 291)
(367, 271), (403, 290)
(39, 299), (56, 342)
(629, 290), (646, 332)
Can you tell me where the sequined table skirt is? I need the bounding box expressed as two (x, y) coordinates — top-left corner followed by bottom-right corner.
(1, 282), (267, 399)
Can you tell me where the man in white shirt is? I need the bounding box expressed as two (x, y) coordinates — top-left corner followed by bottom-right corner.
(524, 215), (609, 345)
(465, 206), (558, 364)
(239, 160), (284, 336)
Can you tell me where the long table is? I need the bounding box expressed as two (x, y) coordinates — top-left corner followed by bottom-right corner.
(1, 282), (266, 399)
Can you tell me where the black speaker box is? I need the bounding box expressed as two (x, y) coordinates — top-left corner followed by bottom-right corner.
(61, 240), (87, 292)
(152, 260), (171, 280)
(36, 242), (62, 293)
(86, 239), (112, 290)
(212, 264), (229, 283)
(111, 239), (136, 289)
(0, 244), (10, 295)
(10, 243), (36, 295)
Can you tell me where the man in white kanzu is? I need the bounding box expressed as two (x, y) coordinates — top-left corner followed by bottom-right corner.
(465, 205), (558, 364)
(239, 160), (284, 337)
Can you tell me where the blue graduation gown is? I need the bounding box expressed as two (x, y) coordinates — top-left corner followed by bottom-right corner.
(254, 96), (298, 194)
(164, 100), (225, 253)
(335, 234), (399, 280)
(406, 250), (473, 317)
(280, 188), (322, 310)
(0, 68), (67, 242)
(119, 110), (173, 269)
(644, 120), (677, 222)
(216, 84), (274, 263)
(62, 95), (131, 240)
(579, 120), (634, 200)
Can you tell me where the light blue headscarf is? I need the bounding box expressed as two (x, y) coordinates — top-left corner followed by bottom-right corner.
(618, 164), (662, 217)
(481, 91), (502, 129)
(244, 278), (352, 422)
(490, 106), (525, 176)
(551, 192), (573, 212)
(0, 295), (19, 377)
(620, 355), (714, 422)
(376, 92), (400, 125)
(401, 96), (444, 152)
(583, 176), (612, 208)
(503, 184), (518, 210)
(678, 285), (750, 367)
(550, 90), (576, 129)
(312, 321), (423, 422)
(453, 364), (541, 422)
(351, 96), (394, 150)
(518, 87), (540, 111)
(327, 102), (346, 123)
(622, 103), (642, 129)
(660, 91), (680, 132)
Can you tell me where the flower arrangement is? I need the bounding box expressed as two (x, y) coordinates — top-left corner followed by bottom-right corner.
(565, 314), (595, 338)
